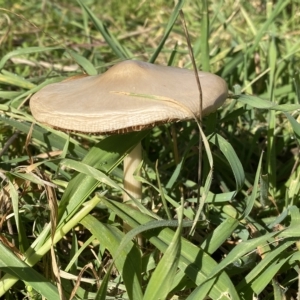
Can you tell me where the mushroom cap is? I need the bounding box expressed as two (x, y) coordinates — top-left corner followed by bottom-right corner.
(30, 60), (228, 133)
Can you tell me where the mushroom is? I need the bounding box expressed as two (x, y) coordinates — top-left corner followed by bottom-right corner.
(30, 60), (228, 204)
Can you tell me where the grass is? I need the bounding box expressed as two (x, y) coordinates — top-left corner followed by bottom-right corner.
(0, 0), (300, 299)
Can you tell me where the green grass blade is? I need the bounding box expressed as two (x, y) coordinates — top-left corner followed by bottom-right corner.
(77, 0), (130, 59)
(0, 194), (101, 296)
(166, 135), (198, 189)
(208, 133), (245, 192)
(267, 35), (278, 196)
(0, 243), (59, 299)
(293, 72), (300, 104)
(102, 198), (239, 299)
(200, 0), (210, 71)
(67, 50), (98, 75)
(201, 216), (239, 255)
(241, 151), (263, 219)
(235, 94), (300, 111)
(202, 224), (300, 287)
(250, 0), (287, 52)
(0, 91), (22, 100)
(6, 178), (20, 233)
(0, 116), (87, 159)
(143, 207), (183, 300)
(221, 52), (244, 78)
(236, 240), (295, 295)
(0, 47), (63, 70)
(81, 215), (143, 300)
(149, 0), (185, 63)
(57, 131), (148, 226)
(235, 94), (275, 109)
(59, 158), (124, 191)
(0, 71), (36, 89)
(221, 0), (289, 77)
(284, 113), (300, 143)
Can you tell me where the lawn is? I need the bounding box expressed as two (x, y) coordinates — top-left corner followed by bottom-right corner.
(0, 0), (300, 299)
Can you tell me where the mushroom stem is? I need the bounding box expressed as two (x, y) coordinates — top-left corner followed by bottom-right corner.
(123, 142), (143, 246)
(123, 142), (142, 203)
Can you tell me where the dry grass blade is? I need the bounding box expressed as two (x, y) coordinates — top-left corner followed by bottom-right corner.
(69, 262), (99, 300)
(180, 9), (206, 231)
(44, 175), (65, 299)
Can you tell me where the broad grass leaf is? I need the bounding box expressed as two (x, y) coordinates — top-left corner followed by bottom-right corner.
(0, 91), (22, 99)
(57, 131), (148, 226)
(272, 278), (286, 300)
(236, 94), (275, 109)
(201, 216), (239, 255)
(236, 94), (300, 111)
(236, 240), (295, 297)
(7, 171), (57, 187)
(188, 229), (297, 299)
(289, 205), (300, 226)
(203, 220), (300, 290)
(205, 232), (278, 281)
(102, 198), (239, 299)
(250, 259), (288, 299)
(272, 103), (300, 111)
(60, 158), (124, 191)
(0, 243), (59, 299)
(110, 218), (196, 264)
(0, 71), (36, 89)
(208, 133), (245, 192)
(241, 151), (263, 219)
(143, 207), (183, 300)
(67, 50), (98, 75)
(81, 215), (143, 300)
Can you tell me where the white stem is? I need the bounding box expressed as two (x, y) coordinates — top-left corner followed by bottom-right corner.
(123, 142), (142, 203)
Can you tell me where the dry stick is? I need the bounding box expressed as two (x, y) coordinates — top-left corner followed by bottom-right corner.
(179, 10), (203, 214)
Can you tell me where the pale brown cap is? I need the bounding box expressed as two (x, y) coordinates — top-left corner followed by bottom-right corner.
(30, 60), (228, 133)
